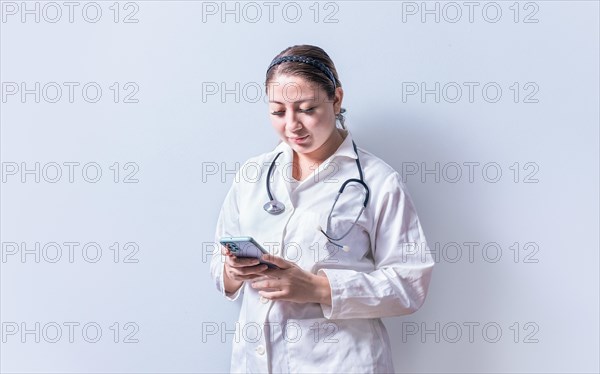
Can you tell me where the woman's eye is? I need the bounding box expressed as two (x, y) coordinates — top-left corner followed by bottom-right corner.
(270, 107), (315, 116)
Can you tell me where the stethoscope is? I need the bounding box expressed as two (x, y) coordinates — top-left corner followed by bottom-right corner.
(263, 139), (370, 252)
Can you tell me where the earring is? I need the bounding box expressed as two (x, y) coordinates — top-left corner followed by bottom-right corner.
(336, 110), (346, 129)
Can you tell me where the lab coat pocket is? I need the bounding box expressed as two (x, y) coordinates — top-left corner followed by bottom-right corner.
(292, 211), (371, 272)
(284, 317), (384, 373)
(324, 216), (371, 264)
(295, 211), (371, 272)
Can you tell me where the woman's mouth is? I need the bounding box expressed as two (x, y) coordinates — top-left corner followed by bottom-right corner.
(289, 135), (309, 144)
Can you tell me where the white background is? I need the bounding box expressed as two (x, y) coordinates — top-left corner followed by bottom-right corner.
(1, 1), (599, 373)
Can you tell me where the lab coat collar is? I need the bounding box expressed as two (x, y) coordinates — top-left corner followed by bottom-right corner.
(273, 128), (358, 161)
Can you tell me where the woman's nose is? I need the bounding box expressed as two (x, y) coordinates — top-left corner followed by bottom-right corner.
(285, 111), (302, 132)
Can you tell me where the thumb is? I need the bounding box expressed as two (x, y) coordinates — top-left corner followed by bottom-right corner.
(261, 254), (291, 269)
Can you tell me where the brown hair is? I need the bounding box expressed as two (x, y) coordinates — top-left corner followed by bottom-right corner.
(265, 44), (342, 101)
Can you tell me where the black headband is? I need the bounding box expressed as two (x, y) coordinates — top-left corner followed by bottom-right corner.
(266, 55), (337, 88)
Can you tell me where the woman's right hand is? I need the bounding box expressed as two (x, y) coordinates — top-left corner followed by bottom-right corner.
(222, 245), (269, 283)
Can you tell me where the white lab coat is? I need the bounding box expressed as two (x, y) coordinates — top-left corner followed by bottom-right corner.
(210, 129), (434, 373)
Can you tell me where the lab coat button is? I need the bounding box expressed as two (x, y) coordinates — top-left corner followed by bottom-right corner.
(256, 345), (265, 355)
(259, 296), (269, 304)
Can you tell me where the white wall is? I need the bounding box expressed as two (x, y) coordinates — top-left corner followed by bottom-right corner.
(1, 1), (598, 373)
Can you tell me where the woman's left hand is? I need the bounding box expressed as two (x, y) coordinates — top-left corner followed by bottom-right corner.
(251, 254), (332, 305)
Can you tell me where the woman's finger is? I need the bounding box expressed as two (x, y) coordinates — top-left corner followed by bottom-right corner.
(261, 254), (291, 269)
(227, 256), (261, 268)
(258, 290), (286, 300)
(229, 272), (264, 281)
(230, 264), (268, 276)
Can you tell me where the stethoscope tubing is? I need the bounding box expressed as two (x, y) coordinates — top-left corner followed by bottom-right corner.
(262, 139), (370, 249)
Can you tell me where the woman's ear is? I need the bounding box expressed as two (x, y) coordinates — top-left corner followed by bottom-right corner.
(333, 87), (344, 114)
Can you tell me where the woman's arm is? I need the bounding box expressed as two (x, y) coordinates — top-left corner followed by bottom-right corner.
(209, 166), (245, 301)
(210, 162), (271, 299)
(210, 205), (246, 301)
(316, 172), (435, 319)
(250, 172), (434, 316)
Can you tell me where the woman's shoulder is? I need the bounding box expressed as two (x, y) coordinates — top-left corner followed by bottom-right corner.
(354, 146), (418, 212)
(240, 145), (284, 169)
(355, 145), (404, 185)
(231, 145), (284, 185)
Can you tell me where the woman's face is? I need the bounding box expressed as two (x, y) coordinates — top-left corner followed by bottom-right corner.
(267, 74), (343, 157)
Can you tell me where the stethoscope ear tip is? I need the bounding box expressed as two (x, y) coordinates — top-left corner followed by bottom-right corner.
(342, 245), (350, 252)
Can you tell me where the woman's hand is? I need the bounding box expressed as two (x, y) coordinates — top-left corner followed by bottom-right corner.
(250, 254), (332, 305)
(222, 246), (269, 294)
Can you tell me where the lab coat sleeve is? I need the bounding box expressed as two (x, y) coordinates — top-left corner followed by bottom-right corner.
(209, 166), (244, 302)
(318, 172), (434, 320)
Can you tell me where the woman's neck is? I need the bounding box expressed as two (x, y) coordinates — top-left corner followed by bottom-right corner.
(295, 128), (346, 166)
(292, 128), (346, 182)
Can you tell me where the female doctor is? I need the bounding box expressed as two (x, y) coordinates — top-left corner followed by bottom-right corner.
(210, 44), (435, 373)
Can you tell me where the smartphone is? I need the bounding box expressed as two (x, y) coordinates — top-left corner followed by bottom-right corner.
(219, 236), (279, 269)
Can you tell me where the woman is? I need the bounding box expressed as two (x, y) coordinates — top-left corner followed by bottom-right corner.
(210, 44), (434, 373)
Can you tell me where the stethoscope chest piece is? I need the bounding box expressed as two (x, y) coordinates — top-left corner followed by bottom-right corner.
(263, 200), (285, 215)
(262, 139), (370, 251)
